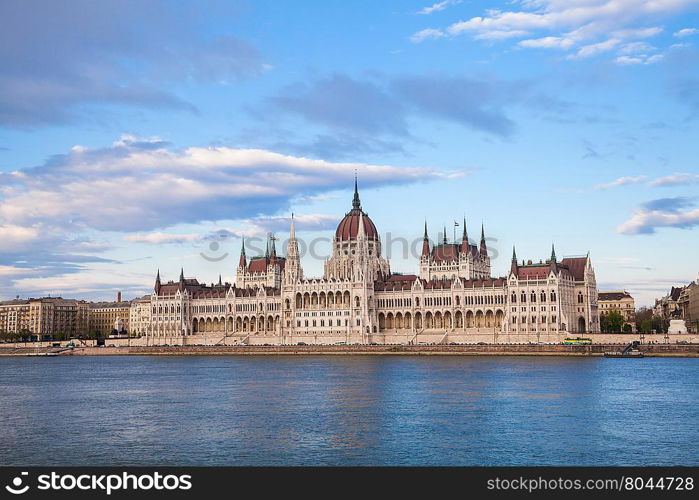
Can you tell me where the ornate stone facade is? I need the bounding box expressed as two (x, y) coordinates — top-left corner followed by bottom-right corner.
(146, 182), (599, 344)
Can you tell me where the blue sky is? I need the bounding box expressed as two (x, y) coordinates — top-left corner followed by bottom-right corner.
(1, 0), (698, 306)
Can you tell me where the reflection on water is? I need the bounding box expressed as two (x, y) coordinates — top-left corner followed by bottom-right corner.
(0, 356), (696, 465)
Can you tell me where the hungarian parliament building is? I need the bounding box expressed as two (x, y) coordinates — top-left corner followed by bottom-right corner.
(149, 181), (600, 344)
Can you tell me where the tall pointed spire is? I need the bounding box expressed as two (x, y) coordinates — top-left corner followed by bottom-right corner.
(352, 172), (361, 210)
(479, 223), (487, 256)
(422, 220), (430, 257)
(179, 267), (184, 281)
(265, 235), (270, 260)
(460, 217), (469, 252)
(443, 225), (447, 245)
(156, 268), (161, 283)
(238, 237), (247, 269)
(549, 243), (557, 270)
(510, 246), (518, 274)
(286, 213), (302, 281)
(270, 234), (277, 259)
(155, 269), (161, 294)
(357, 211), (366, 240)
(218, 274), (222, 286)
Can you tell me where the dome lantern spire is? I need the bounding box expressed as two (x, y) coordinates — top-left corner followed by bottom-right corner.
(352, 172), (361, 210)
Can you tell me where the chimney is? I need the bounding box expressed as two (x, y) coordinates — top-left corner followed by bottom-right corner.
(117, 291), (122, 302)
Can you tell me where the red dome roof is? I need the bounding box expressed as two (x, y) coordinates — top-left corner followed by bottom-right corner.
(336, 209), (379, 241)
(335, 177), (379, 241)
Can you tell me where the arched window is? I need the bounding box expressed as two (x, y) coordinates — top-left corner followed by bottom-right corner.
(577, 292), (584, 304)
(540, 291), (546, 302)
(521, 292), (526, 303)
(550, 291), (556, 302)
(511, 293), (517, 303)
(531, 292), (536, 302)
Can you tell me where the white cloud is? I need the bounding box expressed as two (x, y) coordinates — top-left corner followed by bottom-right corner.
(644, 54), (664, 64)
(568, 38), (621, 59)
(673, 27), (699, 37)
(617, 207), (699, 234)
(0, 136), (445, 233)
(595, 175), (646, 189)
(417, 0), (461, 15)
(618, 41), (656, 54)
(0, 265), (38, 277)
(474, 29), (530, 40)
(518, 36), (575, 49)
(649, 172), (699, 186)
(611, 26), (663, 39)
(0, 224), (43, 252)
(615, 55), (645, 64)
(12, 270), (152, 297)
(412, 0), (695, 62)
(214, 213), (341, 240)
(410, 28), (446, 42)
(124, 232), (202, 244)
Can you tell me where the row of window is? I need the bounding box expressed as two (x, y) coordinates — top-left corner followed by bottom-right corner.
(511, 315), (557, 324)
(297, 318), (361, 328)
(512, 306), (558, 312)
(510, 291), (558, 303)
(377, 298), (412, 308)
(296, 311), (351, 317)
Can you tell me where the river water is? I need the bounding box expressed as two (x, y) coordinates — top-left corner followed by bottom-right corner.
(0, 355), (696, 465)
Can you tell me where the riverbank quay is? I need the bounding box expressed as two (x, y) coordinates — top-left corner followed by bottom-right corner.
(2, 343), (698, 357)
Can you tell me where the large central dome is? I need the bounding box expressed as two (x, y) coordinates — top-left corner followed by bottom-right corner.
(335, 179), (379, 241)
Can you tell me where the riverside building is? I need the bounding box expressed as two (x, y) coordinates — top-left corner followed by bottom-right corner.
(147, 181), (600, 345)
(0, 297), (90, 340)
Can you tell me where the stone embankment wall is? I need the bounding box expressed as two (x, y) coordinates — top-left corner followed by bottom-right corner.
(59, 343), (699, 357)
(75, 332), (699, 347)
(2, 332), (699, 350)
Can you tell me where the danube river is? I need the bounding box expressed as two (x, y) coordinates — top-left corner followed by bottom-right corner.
(0, 355), (696, 466)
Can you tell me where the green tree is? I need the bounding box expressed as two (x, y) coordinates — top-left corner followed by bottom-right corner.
(601, 310), (625, 333)
(635, 307), (654, 333)
(651, 316), (669, 334)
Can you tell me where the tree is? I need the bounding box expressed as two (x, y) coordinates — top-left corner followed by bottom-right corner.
(651, 316), (669, 334)
(635, 307), (654, 333)
(601, 310), (625, 333)
(18, 328), (33, 342)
